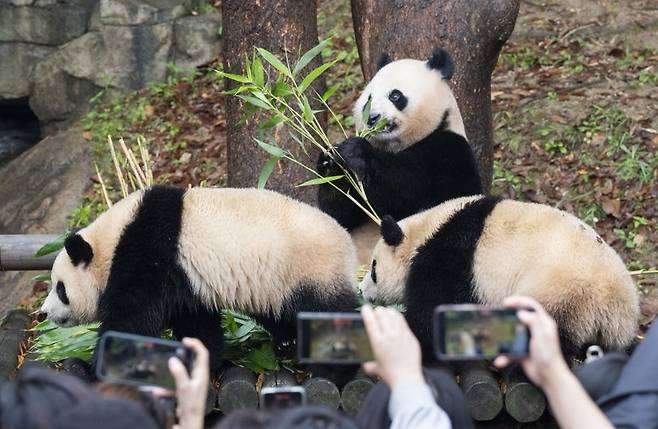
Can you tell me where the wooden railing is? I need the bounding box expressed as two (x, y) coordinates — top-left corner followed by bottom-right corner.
(0, 234), (59, 271)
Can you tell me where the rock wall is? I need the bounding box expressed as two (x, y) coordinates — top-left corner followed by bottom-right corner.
(0, 126), (92, 319)
(0, 0), (222, 133)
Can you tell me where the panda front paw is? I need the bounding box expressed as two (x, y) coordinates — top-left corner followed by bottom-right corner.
(336, 136), (369, 176)
(317, 151), (339, 176)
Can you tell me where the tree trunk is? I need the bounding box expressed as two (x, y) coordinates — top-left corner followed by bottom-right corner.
(222, 0), (323, 203)
(350, 0), (520, 190)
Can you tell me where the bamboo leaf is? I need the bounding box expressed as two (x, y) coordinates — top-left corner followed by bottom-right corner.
(257, 156), (280, 189)
(255, 138), (286, 158)
(256, 47), (292, 78)
(32, 273), (51, 282)
(259, 115), (285, 130)
(251, 90), (271, 106)
(215, 70), (252, 83)
(321, 84), (340, 102)
(293, 39), (331, 76)
(302, 96), (313, 122)
(299, 60), (337, 93)
(243, 343), (279, 373)
(252, 56), (265, 87)
(238, 95), (271, 110)
(297, 175), (344, 187)
(35, 232), (67, 257)
(362, 95), (373, 126)
(272, 81), (292, 97)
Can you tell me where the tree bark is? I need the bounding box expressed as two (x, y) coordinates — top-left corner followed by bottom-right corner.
(350, 0), (520, 190)
(222, 0), (323, 203)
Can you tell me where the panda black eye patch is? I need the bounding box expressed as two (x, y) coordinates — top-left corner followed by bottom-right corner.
(388, 89), (407, 111)
(56, 281), (70, 305)
(371, 260), (377, 283)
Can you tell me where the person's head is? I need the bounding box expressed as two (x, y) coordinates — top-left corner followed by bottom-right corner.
(95, 382), (170, 428)
(52, 398), (160, 429)
(212, 409), (274, 429)
(269, 406), (359, 429)
(0, 366), (97, 429)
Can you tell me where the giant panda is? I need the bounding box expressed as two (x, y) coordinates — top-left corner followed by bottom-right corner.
(317, 49), (483, 265)
(40, 186), (360, 373)
(359, 195), (640, 361)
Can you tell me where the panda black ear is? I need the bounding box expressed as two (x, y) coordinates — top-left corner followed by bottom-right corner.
(428, 48), (454, 79)
(64, 233), (94, 267)
(381, 215), (404, 247)
(377, 53), (392, 71)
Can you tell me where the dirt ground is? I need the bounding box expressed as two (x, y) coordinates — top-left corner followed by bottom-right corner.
(491, 0), (658, 334)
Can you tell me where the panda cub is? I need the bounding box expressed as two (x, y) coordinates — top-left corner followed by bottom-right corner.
(318, 49), (482, 264)
(360, 195), (640, 361)
(40, 186), (360, 373)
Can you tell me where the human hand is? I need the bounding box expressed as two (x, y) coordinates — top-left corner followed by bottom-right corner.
(361, 305), (424, 389)
(169, 337), (209, 429)
(494, 295), (569, 388)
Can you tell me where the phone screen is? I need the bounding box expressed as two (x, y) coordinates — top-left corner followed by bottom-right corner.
(260, 387), (306, 410)
(97, 331), (190, 389)
(297, 312), (373, 364)
(434, 305), (530, 360)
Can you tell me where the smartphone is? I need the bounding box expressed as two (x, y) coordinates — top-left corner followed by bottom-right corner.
(96, 331), (194, 389)
(297, 312), (373, 364)
(260, 386), (306, 410)
(434, 304), (530, 361)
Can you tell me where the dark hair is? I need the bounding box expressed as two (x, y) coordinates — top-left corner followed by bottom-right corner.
(212, 409), (274, 429)
(52, 398), (160, 429)
(96, 383), (170, 428)
(0, 366), (97, 429)
(270, 406), (359, 429)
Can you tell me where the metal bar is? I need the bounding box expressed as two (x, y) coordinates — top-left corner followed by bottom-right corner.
(0, 234), (59, 271)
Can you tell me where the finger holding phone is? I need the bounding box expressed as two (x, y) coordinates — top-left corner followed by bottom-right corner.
(360, 305), (425, 389)
(494, 295), (613, 429)
(494, 295), (566, 386)
(169, 337), (209, 429)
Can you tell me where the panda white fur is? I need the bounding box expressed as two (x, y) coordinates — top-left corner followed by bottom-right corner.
(40, 186), (360, 372)
(359, 195), (640, 360)
(317, 49), (483, 265)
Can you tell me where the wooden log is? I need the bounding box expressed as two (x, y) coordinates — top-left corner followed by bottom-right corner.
(263, 370), (298, 388)
(460, 363), (503, 421)
(217, 367), (259, 414)
(0, 234), (59, 271)
(303, 377), (340, 410)
(503, 366), (546, 423)
(0, 309), (31, 381)
(340, 371), (375, 416)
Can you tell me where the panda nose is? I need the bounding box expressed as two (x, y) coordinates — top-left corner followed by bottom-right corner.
(37, 312), (47, 322)
(367, 113), (381, 127)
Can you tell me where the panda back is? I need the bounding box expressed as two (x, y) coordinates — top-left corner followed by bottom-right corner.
(177, 188), (357, 313)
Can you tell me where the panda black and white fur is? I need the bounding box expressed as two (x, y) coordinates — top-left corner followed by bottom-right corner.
(317, 49), (483, 265)
(40, 186), (360, 373)
(360, 195), (640, 361)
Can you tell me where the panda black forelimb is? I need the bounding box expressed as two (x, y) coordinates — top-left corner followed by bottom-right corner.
(359, 130), (483, 222)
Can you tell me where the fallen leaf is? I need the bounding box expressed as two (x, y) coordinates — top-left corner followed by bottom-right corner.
(632, 234), (646, 247)
(600, 197), (621, 217)
(82, 131), (93, 141)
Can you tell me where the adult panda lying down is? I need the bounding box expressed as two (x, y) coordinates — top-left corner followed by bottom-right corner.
(40, 186), (360, 374)
(359, 195), (640, 361)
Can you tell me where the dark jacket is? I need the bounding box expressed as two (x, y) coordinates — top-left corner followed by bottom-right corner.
(597, 322), (658, 429)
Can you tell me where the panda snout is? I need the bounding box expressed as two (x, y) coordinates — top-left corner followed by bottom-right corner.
(36, 311), (47, 322)
(367, 113), (381, 127)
